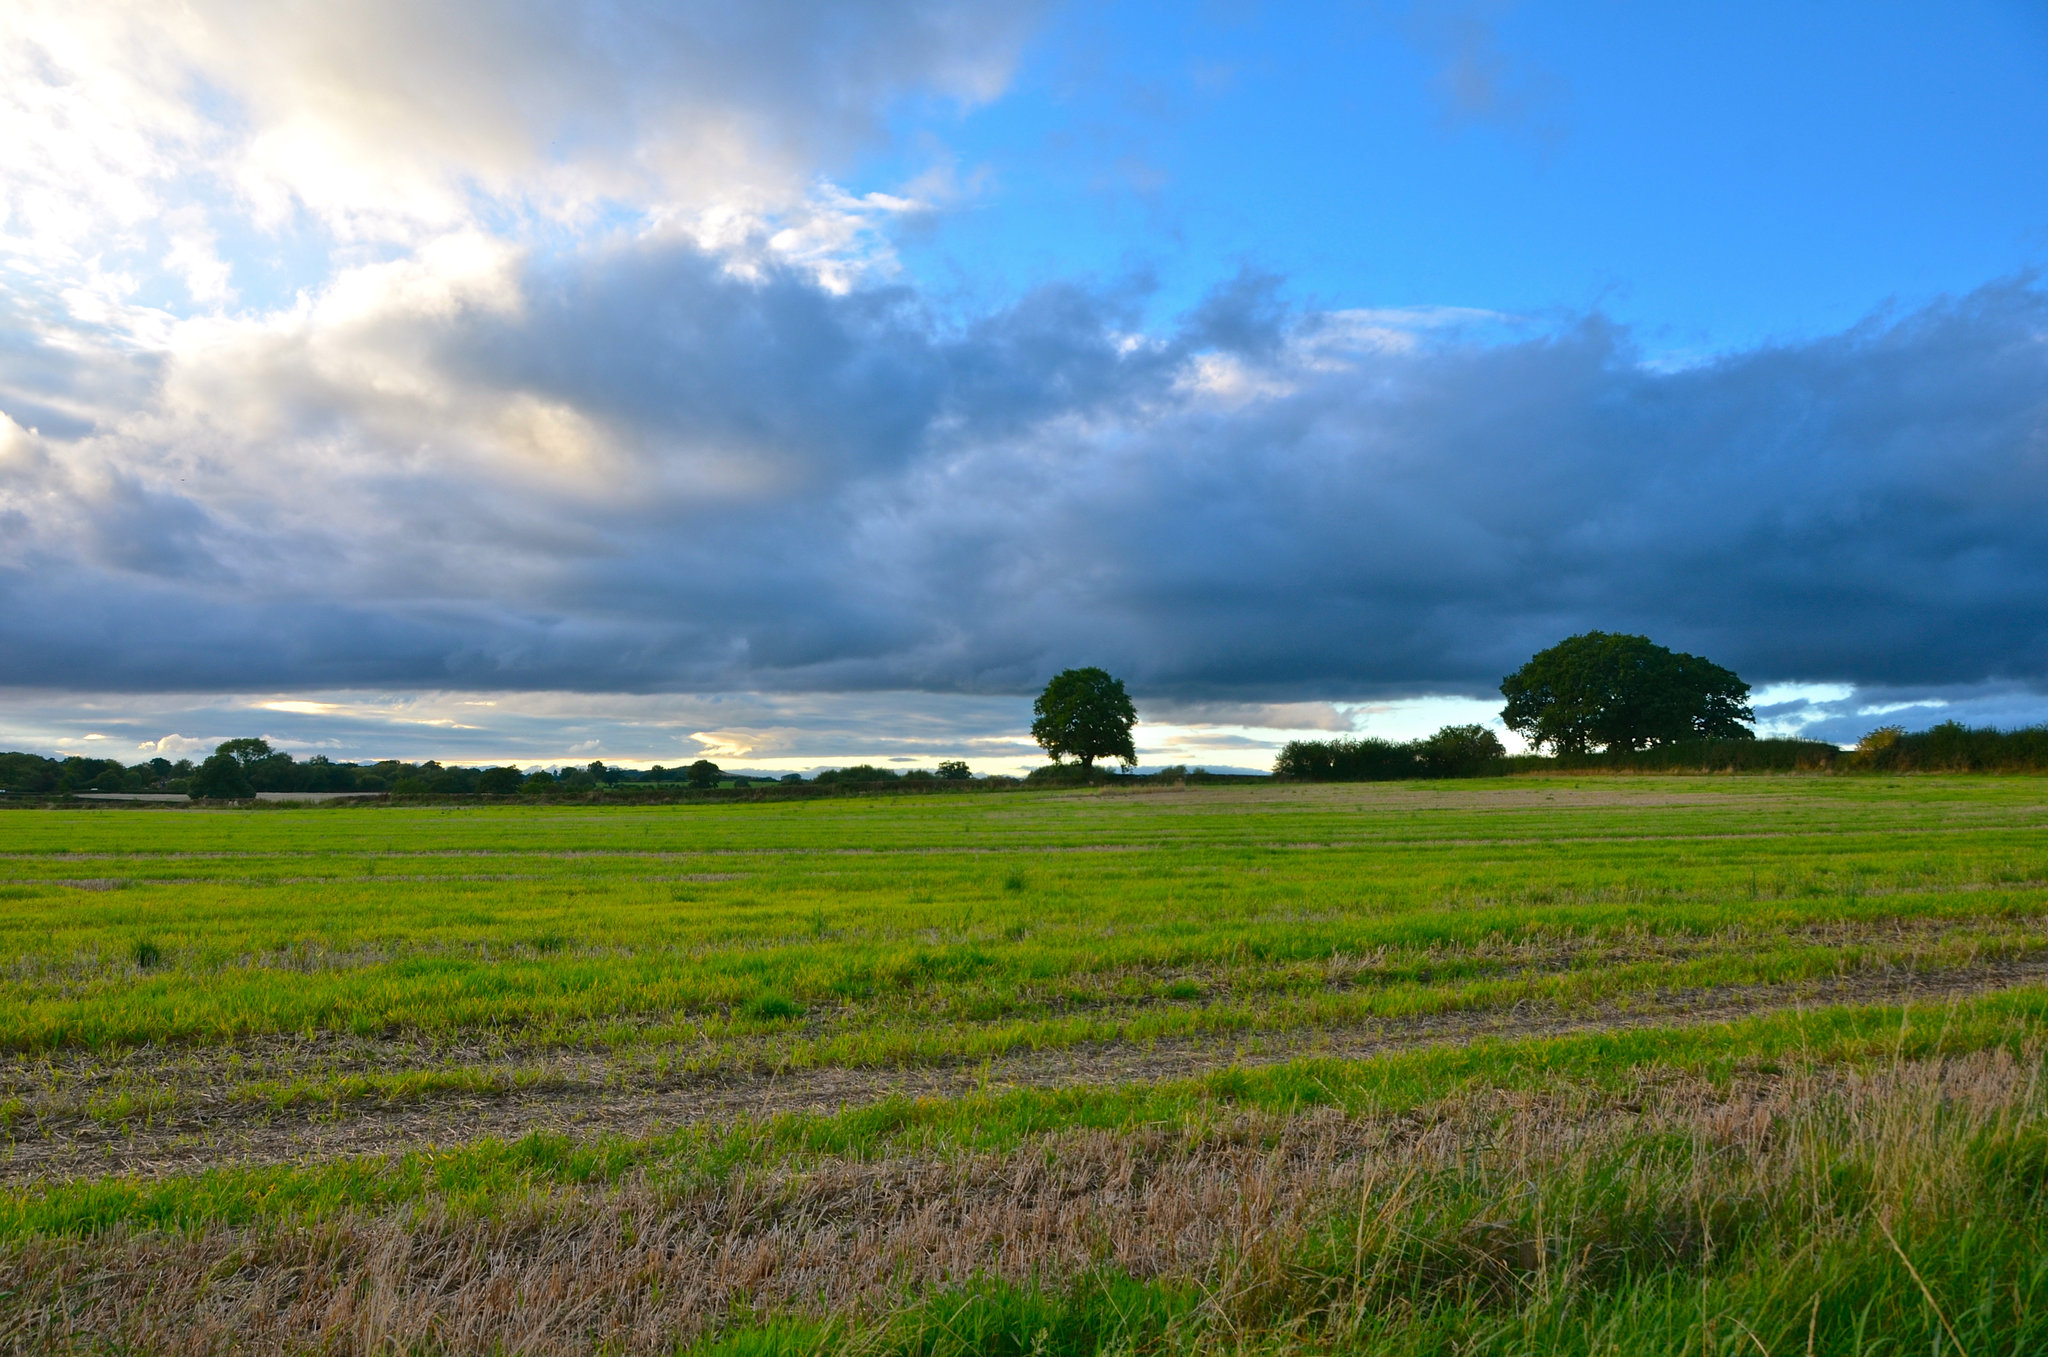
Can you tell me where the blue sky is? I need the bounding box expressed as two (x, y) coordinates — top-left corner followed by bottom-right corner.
(2, 0), (2045, 771)
(876, 1), (2048, 349)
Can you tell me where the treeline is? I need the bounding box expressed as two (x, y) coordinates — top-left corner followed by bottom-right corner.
(1508, 737), (1840, 773)
(1516, 724), (2048, 774)
(1273, 725), (1509, 781)
(1273, 722), (2048, 781)
(0, 745), (579, 797)
(1850, 722), (2048, 772)
(808, 761), (979, 786)
(0, 742), (991, 799)
(12, 719), (2048, 799)
(0, 751), (204, 797)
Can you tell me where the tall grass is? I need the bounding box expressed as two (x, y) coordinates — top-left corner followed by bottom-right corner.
(6, 1014), (2048, 1353)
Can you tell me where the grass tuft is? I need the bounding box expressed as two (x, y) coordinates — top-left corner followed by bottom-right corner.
(745, 992), (805, 1022)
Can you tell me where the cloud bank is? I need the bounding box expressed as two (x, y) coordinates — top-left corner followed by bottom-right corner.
(3, 2), (2046, 725)
(6, 253), (2044, 702)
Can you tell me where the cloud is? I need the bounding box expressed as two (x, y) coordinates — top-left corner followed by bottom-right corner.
(1139, 701), (1356, 732)
(0, 0), (1045, 349)
(1750, 680), (2048, 746)
(4, 1), (1042, 226)
(0, 688), (1052, 770)
(1388, 0), (1570, 145)
(2, 232), (2047, 707)
(137, 734), (214, 758)
(3, 4), (2047, 732)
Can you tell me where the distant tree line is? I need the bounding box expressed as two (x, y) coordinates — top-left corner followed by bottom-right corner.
(1509, 737), (1838, 773)
(1269, 632), (2048, 780)
(11, 638), (2048, 800)
(810, 761), (976, 786)
(1847, 722), (2048, 772)
(0, 741), (987, 799)
(1273, 721), (2048, 782)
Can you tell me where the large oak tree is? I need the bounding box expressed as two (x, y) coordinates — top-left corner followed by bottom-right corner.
(1501, 632), (1754, 754)
(1031, 667), (1138, 770)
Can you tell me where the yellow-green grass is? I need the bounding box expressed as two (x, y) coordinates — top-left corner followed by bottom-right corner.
(8, 994), (2048, 1355)
(0, 780), (2043, 1065)
(5, 778), (2048, 1352)
(5, 987), (2043, 1239)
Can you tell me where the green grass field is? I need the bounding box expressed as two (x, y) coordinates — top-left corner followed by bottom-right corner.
(3, 776), (2047, 1353)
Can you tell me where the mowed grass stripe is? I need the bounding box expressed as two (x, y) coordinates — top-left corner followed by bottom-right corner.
(5, 988), (2045, 1239)
(2, 777), (2044, 856)
(0, 880), (2043, 1050)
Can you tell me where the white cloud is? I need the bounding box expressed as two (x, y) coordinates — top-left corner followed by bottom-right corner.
(1857, 700), (1949, 717)
(1752, 681), (1855, 706)
(689, 731), (757, 759)
(137, 733), (214, 757)
(1, 0), (1043, 332)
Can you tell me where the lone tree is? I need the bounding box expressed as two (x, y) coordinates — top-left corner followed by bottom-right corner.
(1500, 632), (1754, 754)
(1031, 667), (1138, 770)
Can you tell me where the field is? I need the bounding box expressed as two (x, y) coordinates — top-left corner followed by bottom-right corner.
(3, 776), (2048, 1353)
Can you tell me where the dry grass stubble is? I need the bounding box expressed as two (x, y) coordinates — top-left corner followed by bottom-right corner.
(7, 954), (2048, 1185)
(3, 1047), (2038, 1355)
(7, 955), (2048, 1185)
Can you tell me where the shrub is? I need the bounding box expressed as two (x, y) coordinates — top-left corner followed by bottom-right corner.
(1847, 721), (2048, 772)
(1417, 724), (1508, 777)
(1507, 738), (1839, 773)
(1025, 763), (1105, 787)
(813, 765), (901, 786)
(1273, 736), (1419, 781)
(1277, 726), (1510, 781)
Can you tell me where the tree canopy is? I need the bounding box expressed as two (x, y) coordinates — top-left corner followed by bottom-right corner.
(189, 750), (255, 799)
(215, 738), (274, 767)
(1030, 667), (1138, 770)
(1500, 632), (1754, 754)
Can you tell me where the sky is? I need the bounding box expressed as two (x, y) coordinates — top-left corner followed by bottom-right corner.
(2, 0), (2045, 773)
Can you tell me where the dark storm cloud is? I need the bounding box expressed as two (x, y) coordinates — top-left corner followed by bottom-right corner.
(939, 280), (2048, 698)
(3, 238), (2045, 705)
